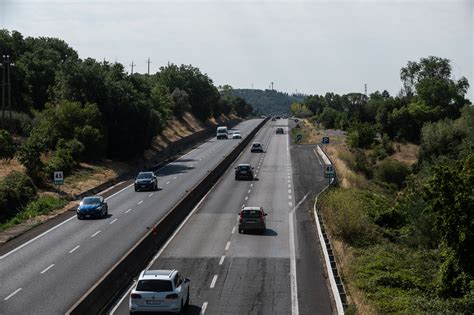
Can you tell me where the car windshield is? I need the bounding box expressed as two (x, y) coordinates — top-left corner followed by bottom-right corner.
(82, 197), (100, 205)
(137, 173), (153, 179)
(239, 165), (250, 171)
(242, 210), (262, 218)
(136, 280), (173, 292)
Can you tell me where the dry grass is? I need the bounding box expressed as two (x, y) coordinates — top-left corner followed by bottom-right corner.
(391, 142), (419, 166)
(0, 158), (25, 181)
(325, 143), (368, 189)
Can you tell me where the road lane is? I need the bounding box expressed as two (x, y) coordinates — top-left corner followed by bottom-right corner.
(0, 119), (262, 314)
(111, 119), (319, 315)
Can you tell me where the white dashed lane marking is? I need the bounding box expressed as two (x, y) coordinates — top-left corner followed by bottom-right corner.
(210, 275), (218, 288)
(91, 230), (101, 238)
(110, 218), (118, 224)
(125, 208), (132, 213)
(137, 200), (143, 205)
(69, 245), (80, 254)
(219, 256), (225, 265)
(40, 264), (55, 274)
(4, 288), (21, 301)
(225, 241), (231, 250)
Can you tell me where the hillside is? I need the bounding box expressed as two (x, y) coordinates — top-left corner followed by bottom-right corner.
(228, 89), (306, 115)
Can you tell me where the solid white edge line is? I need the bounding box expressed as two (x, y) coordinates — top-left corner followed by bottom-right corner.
(219, 255), (225, 265)
(0, 131), (222, 261)
(0, 215), (76, 260)
(287, 131), (299, 315)
(201, 301), (208, 314)
(210, 275), (218, 288)
(4, 288), (22, 301)
(109, 189), (215, 315)
(40, 263), (55, 274)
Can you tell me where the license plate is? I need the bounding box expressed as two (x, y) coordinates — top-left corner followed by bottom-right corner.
(85, 214), (91, 218)
(146, 300), (161, 305)
(247, 220), (255, 223)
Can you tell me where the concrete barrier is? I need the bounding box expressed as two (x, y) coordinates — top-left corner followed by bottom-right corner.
(67, 118), (269, 314)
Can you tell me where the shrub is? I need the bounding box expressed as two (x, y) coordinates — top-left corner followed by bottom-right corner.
(0, 129), (16, 162)
(44, 139), (83, 177)
(375, 159), (410, 188)
(319, 188), (379, 246)
(0, 171), (37, 222)
(16, 140), (44, 182)
(348, 123), (376, 149)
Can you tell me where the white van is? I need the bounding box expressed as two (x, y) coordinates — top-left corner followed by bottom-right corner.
(216, 126), (228, 139)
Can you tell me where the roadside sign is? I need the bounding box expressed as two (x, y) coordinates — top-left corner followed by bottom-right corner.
(296, 134), (303, 141)
(54, 171), (64, 185)
(322, 136), (329, 144)
(324, 165), (335, 178)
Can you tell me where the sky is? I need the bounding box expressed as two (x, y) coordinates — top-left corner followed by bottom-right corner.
(1, 0), (473, 100)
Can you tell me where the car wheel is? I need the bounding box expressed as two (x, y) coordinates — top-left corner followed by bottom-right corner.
(134, 187), (138, 192)
(77, 215), (82, 220)
(185, 289), (190, 308)
(179, 301), (184, 314)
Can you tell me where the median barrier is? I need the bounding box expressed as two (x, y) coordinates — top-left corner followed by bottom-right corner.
(67, 118), (268, 314)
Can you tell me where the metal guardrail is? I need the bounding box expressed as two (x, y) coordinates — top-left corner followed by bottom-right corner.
(67, 118), (269, 314)
(314, 146), (347, 314)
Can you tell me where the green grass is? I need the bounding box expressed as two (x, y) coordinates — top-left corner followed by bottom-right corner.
(0, 195), (67, 231)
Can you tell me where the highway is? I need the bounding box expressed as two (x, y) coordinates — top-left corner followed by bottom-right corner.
(111, 119), (333, 314)
(0, 119), (262, 314)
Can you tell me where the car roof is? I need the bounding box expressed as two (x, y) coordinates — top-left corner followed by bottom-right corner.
(242, 206), (263, 211)
(82, 196), (102, 201)
(140, 269), (177, 280)
(238, 163), (251, 167)
(252, 142), (262, 145)
(138, 171), (154, 175)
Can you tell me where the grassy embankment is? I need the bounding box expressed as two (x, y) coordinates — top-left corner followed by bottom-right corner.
(0, 113), (234, 238)
(294, 119), (463, 314)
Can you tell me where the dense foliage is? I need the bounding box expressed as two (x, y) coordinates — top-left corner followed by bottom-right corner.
(228, 88), (304, 115)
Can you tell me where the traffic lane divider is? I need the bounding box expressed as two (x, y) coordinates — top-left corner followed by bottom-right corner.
(66, 117), (269, 315)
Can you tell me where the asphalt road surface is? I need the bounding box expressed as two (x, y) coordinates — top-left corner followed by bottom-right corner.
(111, 118), (332, 315)
(0, 119), (262, 315)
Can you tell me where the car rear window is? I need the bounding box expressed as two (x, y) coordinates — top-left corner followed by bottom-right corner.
(252, 143), (261, 147)
(136, 280), (173, 292)
(137, 173), (153, 179)
(242, 210), (262, 218)
(238, 166), (250, 171)
(82, 197), (101, 205)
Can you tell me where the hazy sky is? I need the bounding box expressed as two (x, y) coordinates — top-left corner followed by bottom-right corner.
(1, 0), (473, 100)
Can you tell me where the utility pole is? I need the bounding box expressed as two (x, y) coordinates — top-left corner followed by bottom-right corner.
(1, 56), (5, 129)
(364, 83), (367, 96)
(130, 61), (135, 75)
(271, 82), (274, 90)
(7, 55), (11, 124)
(146, 58), (151, 75)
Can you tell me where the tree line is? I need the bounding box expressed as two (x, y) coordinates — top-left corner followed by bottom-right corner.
(0, 29), (253, 175)
(296, 56), (473, 308)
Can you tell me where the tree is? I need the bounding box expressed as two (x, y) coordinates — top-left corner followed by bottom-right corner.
(0, 130), (16, 162)
(290, 102), (313, 117)
(232, 97), (253, 118)
(16, 139), (44, 182)
(423, 154), (474, 290)
(170, 88), (191, 116)
(347, 123), (376, 149)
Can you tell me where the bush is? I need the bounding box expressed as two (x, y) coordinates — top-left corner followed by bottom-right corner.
(0, 129), (16, 162)
(16, 140), (44, 182)
(44, 139), (83, 177)
(375, 159), (410, 188)
(348, 123), (376, 149)
(319, 188), (380, 246)
(0, 171), (37, 222)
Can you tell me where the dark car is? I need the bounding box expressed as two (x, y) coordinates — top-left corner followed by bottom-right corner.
(235, 164), (254, 180)
(250, 142), (264, 153)
(276, 127), (284, 134)
(77, 196), (108, 219)
(134, 171), (158, 191)
(238, 206), (267, 233)
(271, 117), (277, 121)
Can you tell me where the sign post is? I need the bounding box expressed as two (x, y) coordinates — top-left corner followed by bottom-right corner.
(54, 171), (64, 196)
(324, 165), (335, 185)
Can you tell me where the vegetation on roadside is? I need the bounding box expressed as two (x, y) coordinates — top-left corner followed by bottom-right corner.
(0, 29), (254, 228)
(308, 57), (474, 313)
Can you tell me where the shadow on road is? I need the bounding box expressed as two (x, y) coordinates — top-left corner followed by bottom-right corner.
(158, 164), (195, 176)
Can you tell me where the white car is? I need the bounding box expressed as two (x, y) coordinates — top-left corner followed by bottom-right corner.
(232, 132), (242, 139)
(129, 269), (190, 314)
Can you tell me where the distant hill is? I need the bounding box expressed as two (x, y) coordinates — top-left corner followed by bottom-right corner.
(228, 89), (306, 115)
